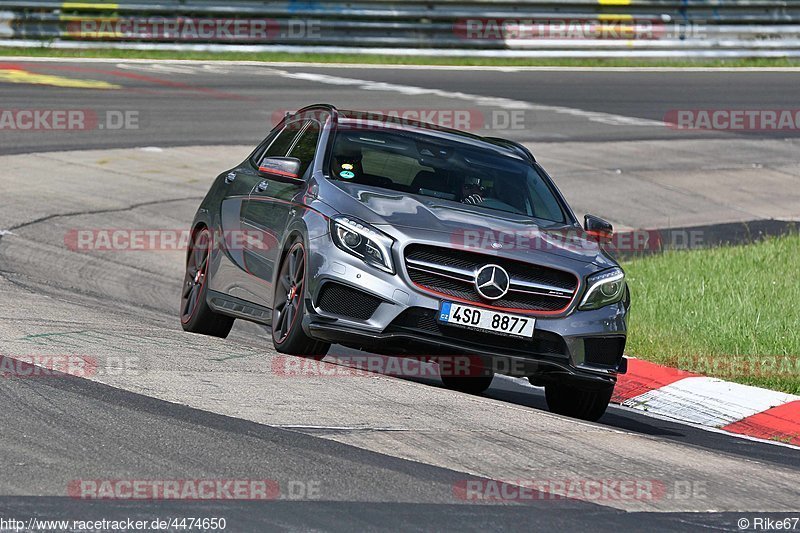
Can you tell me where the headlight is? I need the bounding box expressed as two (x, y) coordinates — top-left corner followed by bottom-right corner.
(579, 267), (626, 310)
(331, 216), (395, 273)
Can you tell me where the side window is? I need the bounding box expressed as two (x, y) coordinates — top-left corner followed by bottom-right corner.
(288, 121), (321, 178)
(527, 169), (566, 223)
(258, 125), (299, 165)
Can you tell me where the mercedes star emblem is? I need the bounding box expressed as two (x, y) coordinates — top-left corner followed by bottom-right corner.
(475, 264), (510, 301)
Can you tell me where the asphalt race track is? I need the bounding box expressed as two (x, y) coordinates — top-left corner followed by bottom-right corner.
(0, 59), (798, 531)
(2, 60), (800, 155)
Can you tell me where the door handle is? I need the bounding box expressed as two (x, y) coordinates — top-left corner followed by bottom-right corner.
(256, 180), (269, 192)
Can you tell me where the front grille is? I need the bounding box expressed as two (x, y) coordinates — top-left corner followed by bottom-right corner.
(404, 244), (578, 313)
(386, 307), (568, 357)
(316, 283), (382, 321)
(584, 337), (626, 367)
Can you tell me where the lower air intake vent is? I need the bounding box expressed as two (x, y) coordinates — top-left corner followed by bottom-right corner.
(317, 283), (382, 321)
(584, 337), (626, 367)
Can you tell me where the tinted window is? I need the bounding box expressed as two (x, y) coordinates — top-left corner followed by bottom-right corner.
(288, 121), (321, 178)
(328, 126), (567, 223)
(261, 125), (299, 161)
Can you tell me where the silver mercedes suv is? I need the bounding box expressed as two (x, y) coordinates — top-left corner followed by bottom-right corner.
(181, 104), (630, 421)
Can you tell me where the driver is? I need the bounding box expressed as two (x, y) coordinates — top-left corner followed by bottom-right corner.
(461, 176), (485, 205)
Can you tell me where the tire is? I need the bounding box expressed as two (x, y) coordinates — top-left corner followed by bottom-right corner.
(272, 238), (330, 357)
(180, 227), (234, 338)
(440, 374), (494, 395)
(544, 382), (614, 422)
(440, 361), (495, 395)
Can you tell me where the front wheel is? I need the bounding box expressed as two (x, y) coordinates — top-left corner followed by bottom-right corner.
(440, 361), (495, 395)
(272, 239), (330, 358)
(544, 382), (614, 422)
(440, 374), (494, 395)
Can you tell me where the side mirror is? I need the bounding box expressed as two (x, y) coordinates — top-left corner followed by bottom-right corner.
(584, 214), (613, 241)
(258, 157), (303, 181)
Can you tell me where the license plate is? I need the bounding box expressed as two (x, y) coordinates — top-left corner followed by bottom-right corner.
(438, 302), (535, 338)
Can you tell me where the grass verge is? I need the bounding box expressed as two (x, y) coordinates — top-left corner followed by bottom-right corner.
(622, 234), (800, 395)
(1, 46), (800, 68)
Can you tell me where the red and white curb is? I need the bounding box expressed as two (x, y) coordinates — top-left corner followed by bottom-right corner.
(614, 359), (800, 446)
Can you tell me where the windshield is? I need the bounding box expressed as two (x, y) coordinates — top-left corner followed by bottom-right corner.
(327, 125), (568, 224)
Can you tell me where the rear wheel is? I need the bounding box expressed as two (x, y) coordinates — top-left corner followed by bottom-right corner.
(544, 382), (614, 421)
(272, 239), (330, 357)
(180, 227), (234, 338)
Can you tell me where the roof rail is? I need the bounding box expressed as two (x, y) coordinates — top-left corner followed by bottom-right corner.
(281, 104), (340, 129)
(295, 103), (339, 116)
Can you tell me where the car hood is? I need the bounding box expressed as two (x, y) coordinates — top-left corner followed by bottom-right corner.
(323, 181), (616, 267)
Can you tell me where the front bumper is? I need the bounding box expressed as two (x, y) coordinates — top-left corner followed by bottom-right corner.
(304, 233), (627, 385)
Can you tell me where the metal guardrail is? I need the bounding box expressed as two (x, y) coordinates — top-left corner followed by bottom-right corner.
(1, 1), (800, 57)
(6, 0), (800, 22)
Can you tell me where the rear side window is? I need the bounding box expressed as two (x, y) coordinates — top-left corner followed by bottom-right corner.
(288, 121), (321, 178)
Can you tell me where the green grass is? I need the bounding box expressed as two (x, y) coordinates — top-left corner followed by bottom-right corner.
(622, 234), (800, 394)
(2, 46), (800, 68)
